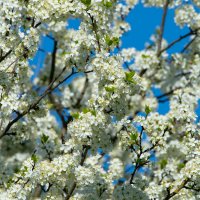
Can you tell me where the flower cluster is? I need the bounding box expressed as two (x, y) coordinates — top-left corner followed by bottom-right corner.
(0, 0), (200, 200)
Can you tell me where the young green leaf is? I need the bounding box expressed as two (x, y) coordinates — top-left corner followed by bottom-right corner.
(105, 36), (119, 46)
(105, 35), (113, 46)
(125, 71), (136, 84)
(31, 154), (38, 163)
(82, 107), (90, 114)
(71, 112), (80, 119)
(90, 109), (96, 116)
(112, 37), (119, 46)
(80, 0), (91, 6)
(41, 134), (49, 144)
(145, 105), (152, 115)
(142, 54), (150, 59)
(105, 86), (115, 93)
(130, 132), (138, 141)
(160, 159), (167, 169)
(104, 2), (112, 8)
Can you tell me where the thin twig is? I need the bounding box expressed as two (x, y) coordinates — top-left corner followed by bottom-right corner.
(73, 75), (89, 108)
(157, 0), (170, 56)
(87, 12), (101, 52)
(156, 87), (181, 99)
(0, 50), (12, 63)
(159, 28), (200, 54)
(0, 22), (42, 64)
(47, 37), (68, 143)
(181, 35), (197, 53)
(65, 146), (89, 200)
(0, 67), (76, 139)
(49, 39), (57, 84)
(129, 126), (144, 184)
(164, 178), (189, 200)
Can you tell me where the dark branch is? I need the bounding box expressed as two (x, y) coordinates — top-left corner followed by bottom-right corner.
(49, 39), (57, 84)
(156, 87), (181, 99)
(47, 38), (74, 143)
(0, 22), (42, 64)
(164, 178), (189, 200)
(157, 0), (170, 56)
(181, 35), (197, 53)
(87, 12), (101, 52)
(0, 67), (77, 139)
(129, 126), (144, 184)
(65, 146), (89, 200)
(0, 50), (12, 63)
(159, 27), (200, 54)
(73, 75), (89, 109)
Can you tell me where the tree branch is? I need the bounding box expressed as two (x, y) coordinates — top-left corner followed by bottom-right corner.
(65, 146), (89, 200)
(164, 178), (189, 200)
(0, 50), (12, 63)
(156, 87), (181, 99)
(181, 35), (197, 53)
(0, 21), (42, 64)
(49, 39), (57, 84)
(87, 12), (101, 52)
(47, 37), (69, 143)
(73, 75), (89, 109)
(129, 126), (145, 184)
(0, 67), (77, 139)
(157, 0), (170, 56)
(159, 28), (200, 54)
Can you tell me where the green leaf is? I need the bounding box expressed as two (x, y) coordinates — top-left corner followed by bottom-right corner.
(102, 0), (113, 8)
(105, 36), (119, 46)
(31, 154), (38, 163)
(20, 166), (28, 177)
(71, 112), (80, 119)
(14, 167), (20, 173)
(125, 71), (136, 84)
(82, 108), (90, 114)
(105, 35), (113, 46)
(82, 108), (96, 116)
(112, 37), (119, 46)
(130, 132), (138, 141)
(41, 134), (49, 144)
(160, 159), (167, 169)
(104, 1), (112, 8)
(47, 103), (54, 109)
(41, 75), (48, 82)
(90, 110), (96, 116)
(24, 166), (28, 172)
(145, 105), (152, 115)
(7, 178), (14, 188)
(105, 86), (115, 93)
(142, 54), (150, 59)
(177, 163), (185, 172)
(80, 0), (91, 6)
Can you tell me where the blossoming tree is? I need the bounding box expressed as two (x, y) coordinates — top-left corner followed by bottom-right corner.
(0, 0), (199, 199)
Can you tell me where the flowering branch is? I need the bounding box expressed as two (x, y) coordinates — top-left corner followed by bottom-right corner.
(0, 67), (77, 139)
(65, 145), (89, 200)
(72, 75), (89, 109)
(164, 178), (189, 200)
(87, 12), (101, 52)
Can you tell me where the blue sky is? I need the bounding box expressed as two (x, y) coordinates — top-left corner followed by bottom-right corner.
(122, 3), (190, 52)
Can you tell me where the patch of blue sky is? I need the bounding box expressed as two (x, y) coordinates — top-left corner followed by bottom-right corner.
(67, 18), (81, 30)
